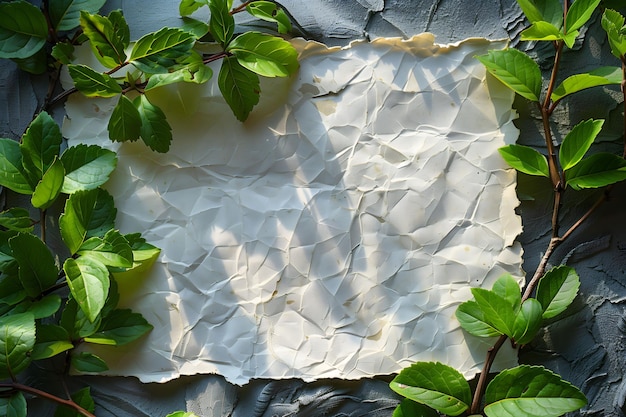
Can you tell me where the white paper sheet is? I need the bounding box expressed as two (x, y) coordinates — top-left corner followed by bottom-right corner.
(63, 34), (523, 385)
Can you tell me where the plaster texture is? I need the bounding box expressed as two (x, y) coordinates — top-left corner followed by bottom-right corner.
(1, 1), (626, 416)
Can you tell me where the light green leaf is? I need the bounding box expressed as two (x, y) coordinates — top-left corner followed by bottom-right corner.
(20, 111), (63, 188)
(602, 9), (626, 59)
(108, 94), (141, 143)
(31, 324), (73, 360)
(209, 0), (235, 46)
(218, 55), (260, 121)
(247, 1), (292, 34)
(145, 50), (213, 90)
(68, 64), (122, 98)
(392, 399), (439, 417)
(27, 294), (62, 319)
(491, 274), (522, 312)
(471, 287), (516, 337)
(52, 42), (75, 65)
(9, 233), (58, 298)
(565, 0), (601, 34)
(0, 208), (33, 233)
(179, 0), (208, 16)
(498, 144), (550, 177)
(130, 27), (196, 74)
(85, 308), (153, 346)
(49, 0), (106, 32)
(31, 157), (65, 209)
(165, 413), (201, 417)
(134, 95), (172, 152)
(78, 229), (133, 268)
(484, 365), (587, 417)
(566, 153), (626, 190)
(64, 256), (110, 323)
(0, 312), (35, 379)
(0, 139), (32, 194)
(520, 21), (562, 42)
(71, 351), (108, 373)
(516, 0), (563, 27)
(536, 266), (580, 319)
(456, 300), (503, 338)
(80, 11), (128, 68)
(60, 144), (117, 193)
(227, 31), (299, 78)
(389, 362), (471, 416)
(552, 66), (622, 103)
(0, 1), (47, 59)
(60, 298), (101, 339)
(54, 387), (95, 417)
(560, 119), (604, 171)
(180, 17), (210, 38)
(112, 233), (160, 278)
(477, 49), (542, 102)
(562, 29), (580, 49)
(512, 298), (543, 345)
(0, 392), (27, 417)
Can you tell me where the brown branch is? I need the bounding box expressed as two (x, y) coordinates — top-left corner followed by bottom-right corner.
(0, 382), (96, 417)
(470, 334), (507, 414)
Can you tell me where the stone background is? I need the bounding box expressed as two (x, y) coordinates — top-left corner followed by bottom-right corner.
(1, 0), (626, 415)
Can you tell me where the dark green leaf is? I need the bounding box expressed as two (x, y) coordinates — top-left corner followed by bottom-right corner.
(71, 351), (108, 373)
(51, 42), (75, 65)
(85, 308), (152, 345)
(31, 324), (73, 360)
(209, 0), (235, 46)
(0, 139), (32, 194)
(389, 362), (471, 416)
(145, 50), (213, 90)
(392, 399), (439, 417)
(68, 64), (122, 98)
(12, 47), (47, 75)
(49, 0), (106, 32)
(477, 49), (542, 102)
(0, 268), (26, 306)
(560, 119), (604, 171)
(0, 392), (27, 417)
(9, 233), (58, 297)
(134, 95), (172, 152)
(27, 294), (62, 319)
(108, 94), (142, 143)
(484, 365), (587, 417)
(471, 288), (516, 337)
(520, 21), (562, 42)
(247, 1), (292, 34)
(60, 144), (117, 194)
(491, 274), (522, 312)
(566, 153), (626, 190)
(54, 387), (95, 417)
(565, 0), (601, 34)
(498, 144), (550, 177)
(0, 312), (35, 379)
(80, 11), (127, 68)
(537, 266), (580, 319)
(0, 208), (33, 233)
(227, 31), (299, 78)
(31, 157), (65, 209)
(552, 66), (622, 103)
(64, 257), (110, 323)
(20, 111), (63, 188)
(512, 298), (543, 345)
(78, 229), (133, 268)
(108, 10), (130, 50)
(130, 27), (196, 74)
(179, 0), (209, 16)
(456, 300), (503, 338)
(60, 298), (101, 339)
(602, 9), (626, 59)
(218, 55), (260, 121)
(0, 1), (47, 59)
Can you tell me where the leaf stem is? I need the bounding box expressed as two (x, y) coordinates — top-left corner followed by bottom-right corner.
(470, 334), (507, 414)
(0, 382), (95, 417)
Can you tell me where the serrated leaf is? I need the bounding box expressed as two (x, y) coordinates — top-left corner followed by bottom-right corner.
(0, 312), (35, 379)
(0, 1), (47, 59)
(27, 294), (62, 319)
(0, 392), (27, 417)
(145, 50), (213, 90)
(484, 365), (587, 417)
(108, 10), (130, 50)
(389, 362), (471, 416)
(602, 9), (626, 59)
(209, 0), (235, 46)
(180, 17), (210, 38)
(31, 157), (65, 209)
(179, 0), (209, 16)
(85, 308), (152, 346)
(498, 144), (550, 177)
(60, 144), (117, 193)
(9, 233), (58, 297)
(68, 64), (122, 98)
(560, 119), (604, 171)
(54, 387), (95, 417)
(64, 256), (110, 323)
(52, 42), (75, 65)
(456, 300), (503, 338)
(130, 27), (196, 74)
(60, 298), (101, 339)
(49, 0), (106, 32)
(112, 233), (160, 278)
(491, 274), (522, 312)
(392, 399), (439, 417)
(520, 21), (562, 42)
(20, 111), (63, 188)
(80, 11), (127, 68)
(512, 298), (543, 345)
(565, 0), (601, 34)
(134, 95), (172, 152)
(0, 208), (33, 233)
(247, 1), (292, 34)
(537, 266), (580, 319)
(477, 49), (542, 102)
(78, 229), (133, 268)
(218, 55), (260, 121)
(516, 0), (563, 27)
(31, 324), (73, 360)
(227, 32), (299, 78)
(552, 66), (622, 103)
(0, 139), (32, 194)
(566, 153), (626, 190)
(471, 287), (516, 337)
(71, 351), (108, 373)
(108, 94), (142, 143)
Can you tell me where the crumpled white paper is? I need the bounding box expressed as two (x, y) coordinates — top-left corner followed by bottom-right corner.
(63, 34), (523, 385)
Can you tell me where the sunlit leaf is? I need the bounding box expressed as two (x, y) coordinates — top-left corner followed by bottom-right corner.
(20, 111), (63, 188)
(565, 0), (601, 34)
(477, 49), (542, 102)
(78, 229), (133, 268)
(602, 9), (626, 59)
(566, 153), (626, 190)
(60, 298), (101, 339)
(134, 95), (172, 152)
(516, 0), (563, 27)
(180, 17), (210, 38)
(471, 287), (516, 337)
(31, 324), (73, 360)
(31, 158), (65, 209)
(0, 312), (35, 379)
(227, 31), (299, 78)
(64, 256), (110, 323)
(130, 27), (196, 74)
(52, 42), (75, 65)
(49, 0), (106, 32)
(108, 94), (141, 143)
(520, 21), (562, 42)
(60, 144), (117, 193)
(498, 144), (550, 177)
(491, 274), (522, 312)
(209, 0), (235, 46)
(392, 399), (439, 417)
(552, 66), (622, 103)
(456, 300), (503, 338)
(84, 308), (152, 346)
(145, 50), (213, 90)
(0, 208), (33, 233)
(536, 266), (580, 319)
(80, 11), (127, 68)
(247, 1), (291, 34)
(512, 298), (543, 345)
(559, 119), (604, 171)
(0, 1), (47, 59)
(218, 56), (260, 121)
(179, 0), (208, 16)
(68, 64), (122, 98)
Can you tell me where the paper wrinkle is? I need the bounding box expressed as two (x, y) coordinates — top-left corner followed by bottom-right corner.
(63, 34), (523, 385)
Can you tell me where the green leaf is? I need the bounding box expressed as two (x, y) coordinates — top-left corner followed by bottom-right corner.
(64, 256), (110, 323)
(516, 0), (563, 27)
(9, 233), (58, 297)
(60, 144), (117, 194)
(31, 324), (73, 360)
(134, 95), (173, 152)
(27, 294), (62, 319)
(0, 139), (32, 194)
(180, 17), (210, 38)
(52, 42), (75, 65)
(108, 94), (142, 143)
(520, 21), (562, 42)
(12, 47), (47, 75)
(389, 362), (471, 416)
(560, 119), (604, 171)
(227, 32), (299, 78)
(218, 56), (260, 121)
(60, 189), (117, 254)
(491, 274), (522, 312)
(536, 266), (580, 319)
(471, 288), (516, 337)
(60, 298), (101, 339)
(0, 1), (47, 59)
(477, 49), (542, 102)
(565, 0), (601, 34)
(499, 144), (550, 177)
(179, 0), (209, 16)
(209, 0), (235, 46)
(512, 298), (543, 345)
(108, 10), (130, 50)
(130, 27), (196, 74)
(71, 351), (108, 373)
(247, 1), (292, 34)
(0, 312), (35, 379)
(85, 308), (153, 346)
(68, 64), (122, 98)
(602, 9), (626, 59)
(112, 233), (160, 277)
(456, 300), (503, 338)
(566, 153), (626, 190)
(145, 50), (213, 90)
(20, 111), (63, 188)
(0, 392), (27, 417)
(552, 66), (622, 103)
(392, 399), (439, 417)
(80, 11), (127, 68)
(31, 157), (65, 209)
(78, 229), (133, 268)
(484, 365), (587, 417)
(0, 208), (33, 233)
(165, 413), (201, 417)
(49, 0), (106, 32)
(54, 387), (95, 417)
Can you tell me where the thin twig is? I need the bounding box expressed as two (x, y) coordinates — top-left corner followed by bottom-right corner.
(470, 334), (507, 414)
(0, 383), (96, 417)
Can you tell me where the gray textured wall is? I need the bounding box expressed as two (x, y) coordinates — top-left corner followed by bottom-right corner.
(1, 1), (626, 416)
